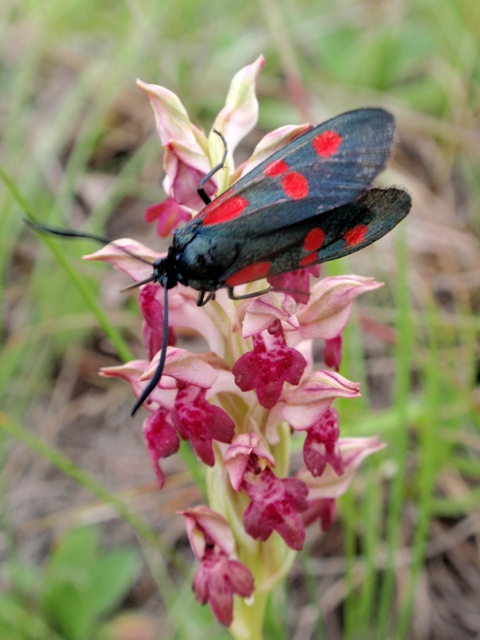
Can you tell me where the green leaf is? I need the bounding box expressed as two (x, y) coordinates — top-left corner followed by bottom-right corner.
(81, 548), (140, 619)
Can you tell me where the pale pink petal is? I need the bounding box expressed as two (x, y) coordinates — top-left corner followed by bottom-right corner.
(181, 506), (236, 559)
(241, 292), (299, 338)
(282, 370), (361, 429)
(100, 360), (177, 410)
(224, 433), (275, 491)
(168, 289), (226, 357)
(213, 55), (265, 154)
(297, 276), (384, 340)
(136, 79), (207, 150)
(240, 123), (312, 176)
(206, 369), (243, 399)
(141, 348), (218, 389)
(299, 437), (386, 499)
(162, 139), (217, 210)
(83, 239), (161, 283)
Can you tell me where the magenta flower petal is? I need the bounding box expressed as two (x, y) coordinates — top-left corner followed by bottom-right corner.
(243, 468), (308, 550)
(181, 507), (254, 626)
(145, 198), (191, 237)
(302, 498), (336, 532)
(143, 408), (179, 488)
(138, 284), (168, 360)
(323, 335), (343, 371)
(192, 548), (254, 626)
(268, 267), (319, 305)
(173, 386), (235, 466)
(303, 408), (344, 477)
(299, 437), (386, 500)
(232, 320), (307, 409)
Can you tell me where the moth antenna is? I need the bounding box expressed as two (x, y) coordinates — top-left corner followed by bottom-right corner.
(196, 129), (228, 206)
(24, 218), (155, 266)
(130, 283), (170, 417)
(120, 275), (157, 293)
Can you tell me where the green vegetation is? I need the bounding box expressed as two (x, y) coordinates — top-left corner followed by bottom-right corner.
(1, 0), (479, 638)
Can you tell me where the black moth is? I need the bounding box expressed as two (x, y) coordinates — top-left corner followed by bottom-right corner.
(27, 108), (411, 415)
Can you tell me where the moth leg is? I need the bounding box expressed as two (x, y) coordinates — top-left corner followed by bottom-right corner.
(197, 130), (228, 206)
(197, 291), (216, 306)
(227, 286), (272, 300)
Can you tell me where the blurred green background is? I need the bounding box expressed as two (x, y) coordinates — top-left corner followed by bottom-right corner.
(1, 0), (479, 638)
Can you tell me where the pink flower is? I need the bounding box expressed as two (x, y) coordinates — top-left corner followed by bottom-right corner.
(303, 408), (344, 477)
(138, 56), (266, 233)
(302, 498), (336, 532)
(138, 284), (170, 360)
(232, 319), (307, 409)
(85, 59), (390, 631)
(299, 437), (386, 501)
(243, 468), (309, 551)
(143, 409), (179, 488)
(144, 199), (191, 237)
(173, 385), (235, 466)
(323, 335), (343, 371)
(282, 371), (361, 430)
(268, 266), (321, 305)
(192, 548), (255, 626)
(182, 507), (254, 626)
(224, 433), (275, 491)
(136, 80), (216, 211)
(299, 437), (386, 532)
(296, 275), (383, 341)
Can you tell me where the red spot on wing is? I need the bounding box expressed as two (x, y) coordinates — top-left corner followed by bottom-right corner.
(226, 261), (272, 287)
(281, 171), (309, 199)
(299, 252), (318, 267)
(313, 130), (342, 158)
(265, 158), (289, 176)
(202, 194), (249, 226)
(343, 224), (368, 246)
(304, 227), (325, 252)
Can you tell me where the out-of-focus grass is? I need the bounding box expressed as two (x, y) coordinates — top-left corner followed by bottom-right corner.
(1, 0), (479, 638)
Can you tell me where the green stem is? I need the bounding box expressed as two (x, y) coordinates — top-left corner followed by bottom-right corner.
(230, 590), (268, 640)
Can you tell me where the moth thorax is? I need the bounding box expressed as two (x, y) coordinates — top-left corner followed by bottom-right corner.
(152, 253), (178, 289)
